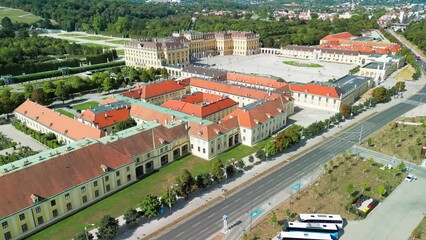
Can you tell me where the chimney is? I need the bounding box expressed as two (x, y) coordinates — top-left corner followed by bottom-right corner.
(105, 113), (108, 118)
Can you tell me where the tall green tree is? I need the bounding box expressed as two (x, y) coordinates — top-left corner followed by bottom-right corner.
(124, 208), (139, 226)
(97, 215), (119, 240)
(175, 169), (197, 199)
(211, 158), (225, 182)
(140, 195), (160, 218)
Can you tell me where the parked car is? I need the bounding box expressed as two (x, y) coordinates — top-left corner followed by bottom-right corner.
(405, 174), (417, 182)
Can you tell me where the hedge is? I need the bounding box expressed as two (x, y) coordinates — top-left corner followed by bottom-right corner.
(12, 121), (62, 148)
(11, 61), (125, 83)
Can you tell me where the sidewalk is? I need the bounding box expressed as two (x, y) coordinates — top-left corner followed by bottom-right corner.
(89, 75), (425, 239)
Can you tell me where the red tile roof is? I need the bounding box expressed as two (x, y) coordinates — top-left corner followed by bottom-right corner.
(14, 100), (104, 140)
(100, 97), (120, 105)
(0, 143), (132, 219)
(106, 124), (188, 157)
(321, 32), (355, 41)
(79, 107), (131, 128)
(289, 83), (344, 99)
(188, 117), (239, 140)
(161, 93), (238, 118)
(130, 104), (180, 126)
(221, 98), (286, 129)
(122, 80), (185, 99)
(188, 78), (289, 102)
(226, 73), (289, 92)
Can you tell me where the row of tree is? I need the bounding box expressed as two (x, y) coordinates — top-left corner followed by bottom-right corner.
(74, 158), (241, 240)
(403, 20), (426, 55)
(12, 121), (62, 148)
(0, 146), (38, 166)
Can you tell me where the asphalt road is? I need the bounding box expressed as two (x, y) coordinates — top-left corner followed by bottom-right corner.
(156, 86), (426, 240)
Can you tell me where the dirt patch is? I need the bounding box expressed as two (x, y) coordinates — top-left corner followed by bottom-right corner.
(210, 232), (225, 240)
(246, 154), (405, 240)
(365, 117), (426, 164)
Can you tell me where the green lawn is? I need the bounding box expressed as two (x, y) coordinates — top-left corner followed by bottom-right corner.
(71, 101), (99, 111)
(106, 39), (131, 45)
(27, 140), (268, 239)
(283, 61), (323, 68)
(80, 43), (112, 49)
(76, 36), (112, 41)
(56, 109), (75, 118)
(116, 49), (125, 56)
(57, 33), (86, 37)
(0, 7), (41, 24)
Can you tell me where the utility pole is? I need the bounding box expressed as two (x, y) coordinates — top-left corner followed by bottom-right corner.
(357, 124), (363, 157)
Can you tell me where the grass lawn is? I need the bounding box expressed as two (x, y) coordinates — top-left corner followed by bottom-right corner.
(395, 65), (415, 80)
(27, 140), (267, 239)
(411, 215), (426, 240)
(76, 36), (112, 41)
(57, 33), (86, 37)
(106, 40), (131, 45)
(56, 109), (75, 118)
(365, 117), (426, 164)
(247, 154), (405, 240)
(71, 101), (99, 111)
(0, 7), (41, 24)
(282, 61), (323, 68)
(80, 43), (112, 49)
(116, 49), (125, 56)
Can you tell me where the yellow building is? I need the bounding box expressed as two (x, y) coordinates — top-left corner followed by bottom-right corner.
(102, 123), (190, 178)
(0, 141), (135, 240)
(125, 38), (190, 69)
(125, 31), (260, 68)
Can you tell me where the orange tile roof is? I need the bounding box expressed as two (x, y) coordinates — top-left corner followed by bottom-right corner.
(226, 72), (289, 92)
(122, 80), (185, 99)
(187, 117), (239, 140)
(14, 100), (104, 140)
(321, 32), (355, 41)
(161, 93), (238, 118)
(79, 106), (131, 128)
(0, 143), (132, 219)
(289, 83), (344, 99)
(106, 124), (187, 157)
(221, 98), (285, 129)
(130, 104), (181, 125)
(100, 97), (120, 105)
(188, 78), (289, 102)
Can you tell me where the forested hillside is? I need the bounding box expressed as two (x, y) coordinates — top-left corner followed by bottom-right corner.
(403, 20), (426, 54)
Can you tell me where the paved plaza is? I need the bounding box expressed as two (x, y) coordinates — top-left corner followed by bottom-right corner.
(194, 54), (356, 83)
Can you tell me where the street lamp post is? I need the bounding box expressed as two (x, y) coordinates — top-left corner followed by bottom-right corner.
(85, 224), (95, 240)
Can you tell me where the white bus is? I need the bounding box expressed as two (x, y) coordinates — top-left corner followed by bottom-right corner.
(284, 222), (339, 239)
(274, 231), (333, 240)
(299, 214), (344, 229)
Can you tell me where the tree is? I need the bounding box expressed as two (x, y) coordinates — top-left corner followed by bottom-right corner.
(174, 169), (197, 199)
(161, 187), (177, 207)
(255, 149), (267, 161)
(346, 183), (354, 198)
(225, 164), (236, 178)
(115, 118), (137, 132)
(270, 211), (278, 228)
(248, 155), (255, 164)
(54, 84), (71, 103)
(140, 195), (160, 218)
(367, 138), (374, 147)
(265, 140), (277, 157)
(97, 215), (119, 240)
(372, 87), (390, 103)
(1, 17), (13, 29)
(30, 88), (52, 105)
(340, 103), (351, 119)
(102, 77), (114, 92)
(24, 84), (34, 99)
(211, 158), (225, 182)
(237, 159), (245, 169)
(74, 230), (94, 240)
(398, 161), (406, 172)
(285, 208), (292, 220)
(392, 167), (399, 179)
(394, 81), (405, 91)
(195, 173), (212, 190)
(124, 208), (139, 226)
(416, 137), (422, 145)
(115, 17), (130, 37)
(377, 185), (386, 198)
(312, 186), (319, 200)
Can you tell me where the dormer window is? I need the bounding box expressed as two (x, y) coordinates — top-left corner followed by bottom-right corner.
(100, 164), (108, 172)
(30, 194), (39, 203)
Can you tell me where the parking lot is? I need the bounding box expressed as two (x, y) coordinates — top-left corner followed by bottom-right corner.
(194, 54), (356, 83)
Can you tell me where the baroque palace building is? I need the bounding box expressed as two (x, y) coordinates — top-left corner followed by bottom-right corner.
(124, 30), (260, 69)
